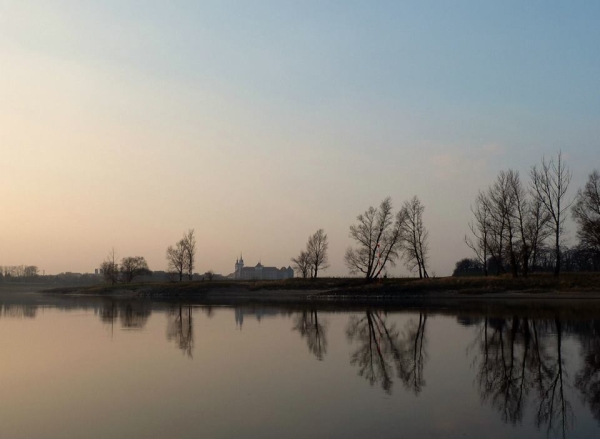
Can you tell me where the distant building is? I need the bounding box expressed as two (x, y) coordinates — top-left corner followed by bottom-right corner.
(234, 255), (293, 280)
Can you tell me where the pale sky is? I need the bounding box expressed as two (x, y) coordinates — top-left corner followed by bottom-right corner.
(1, 1), (599, 276)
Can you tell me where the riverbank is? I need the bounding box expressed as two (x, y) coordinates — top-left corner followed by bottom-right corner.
(40, 273), (600, 303)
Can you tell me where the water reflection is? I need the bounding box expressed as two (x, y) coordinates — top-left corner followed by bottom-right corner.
(0, 304), (38, 318)
(470, 316), (573, 437)
(346, 310), (428, 394)
(575, 321), (600, 423)
(4, 294), (600, 437)
(292, 309), (328, 360)
(166, 305), (194, 358)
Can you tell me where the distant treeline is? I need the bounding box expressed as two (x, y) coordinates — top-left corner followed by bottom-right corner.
(1, 265), (39, 279)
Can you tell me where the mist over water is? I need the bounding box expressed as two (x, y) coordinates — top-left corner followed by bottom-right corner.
(1, 292), (600, 438)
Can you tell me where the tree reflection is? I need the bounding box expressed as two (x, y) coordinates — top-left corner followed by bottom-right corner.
(119, 302), (151, 329)
(293, 309), (327, 360)
(0, 304), (38, 318)
(98, 301), (151, 331)
(166, 304), (194, 358)
(346, 310), (427, 394)
(472, 316), (572, 437)
(575, 320), (600, 422)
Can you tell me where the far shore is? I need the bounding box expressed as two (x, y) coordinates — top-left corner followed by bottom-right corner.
(38, 273), (600, 304)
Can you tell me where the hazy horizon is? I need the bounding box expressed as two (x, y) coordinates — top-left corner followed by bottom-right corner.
(1, 2), (599, 276)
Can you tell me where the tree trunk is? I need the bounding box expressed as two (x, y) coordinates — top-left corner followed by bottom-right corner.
(554, 228), (561, 277)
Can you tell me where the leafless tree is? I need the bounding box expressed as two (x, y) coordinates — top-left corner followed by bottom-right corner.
(489, 171), (520, 277)
(466, 191), (491, 276)
(572, 170), (600, 254)
(526, 197), (552, 271)
(182, 229), (196, 280)
(399, 196), (429, 278)
(120, 256), (151, 283)
(306, 229), (330, 278)
(291, 250), (311, 278)
(166, 240), (186, 281)
(100, 248), (119, 285)
(530, 152), (572, 276)
(345, 197), (404, 280)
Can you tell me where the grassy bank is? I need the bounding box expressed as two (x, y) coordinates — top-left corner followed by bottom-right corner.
(40, 272), (600, 302)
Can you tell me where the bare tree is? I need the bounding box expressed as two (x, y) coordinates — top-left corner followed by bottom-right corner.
(344, 197), (404, 280)
(182, 229), (196, 280)
(489, 171), (520, 277)
(306, 229), (330, 278)
(466, 191), (491, 276)
(100, 248), (119, 285)
(166, 240), (186, 281)
(291, 250), (312, 278)
(530, 152), (572, 276)
(399, 196), (429, 278)
(120, 256), (151, 283)
(526, 197), (552, 272)
(572, 170), (600, 253)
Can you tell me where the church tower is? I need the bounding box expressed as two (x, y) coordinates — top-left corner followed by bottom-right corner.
(235, 254), (244, 279)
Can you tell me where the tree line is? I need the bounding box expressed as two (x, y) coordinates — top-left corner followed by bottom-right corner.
(291, 196), (430, 280)
(92, 151), (596, 282)
(100, 229), (198, 284)
(0, 265), (39, 280)
(462, 152), (600, 277)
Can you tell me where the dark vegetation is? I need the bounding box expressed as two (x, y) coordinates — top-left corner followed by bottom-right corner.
(42, 272), (600, 301)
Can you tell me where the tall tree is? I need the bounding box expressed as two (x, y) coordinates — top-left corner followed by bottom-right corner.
(182, 229), (196, 280)
(399, 196), (429, 278)
(166, 240), (186, 281)
(100, 248), (119, 285)
(120, 256), (151, 283)
(572, 170), (600, 254)
(530, 152), (572, 276)
(306, 229), (330, 278)
(344, 197), (404, 280)
(291, 250), (311, 278)
(465, 191), (491, 276)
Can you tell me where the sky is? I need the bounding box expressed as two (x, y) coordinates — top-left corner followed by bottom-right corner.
(1, 1), (599, 277)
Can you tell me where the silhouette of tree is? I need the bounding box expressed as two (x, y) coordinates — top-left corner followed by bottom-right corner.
(399, 196), (430, 278)
(166, 240), (186, 282)
(572, 170), (600, 254)
(306, 229), (330, 278)
(292, 309), (327, 360)
(345, 198), (404, 280)
(531, 152), (572, 276)
(452, 258), (484, 276)
(100, 248), (119, 285)
(466, 191), (491, 276)
(291, 250), (311, 278)
(120, 256), (151, 283)
(182, 229), (196, 281)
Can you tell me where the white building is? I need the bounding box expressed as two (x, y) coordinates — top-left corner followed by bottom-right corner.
(234, 255), (294, 280)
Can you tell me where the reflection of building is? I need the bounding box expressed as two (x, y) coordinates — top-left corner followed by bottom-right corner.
(234, 255), (293, 280)
(234, 306), (288, 330)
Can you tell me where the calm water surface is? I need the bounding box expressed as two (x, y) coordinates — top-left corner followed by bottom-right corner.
(1, 292), (600, 439)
